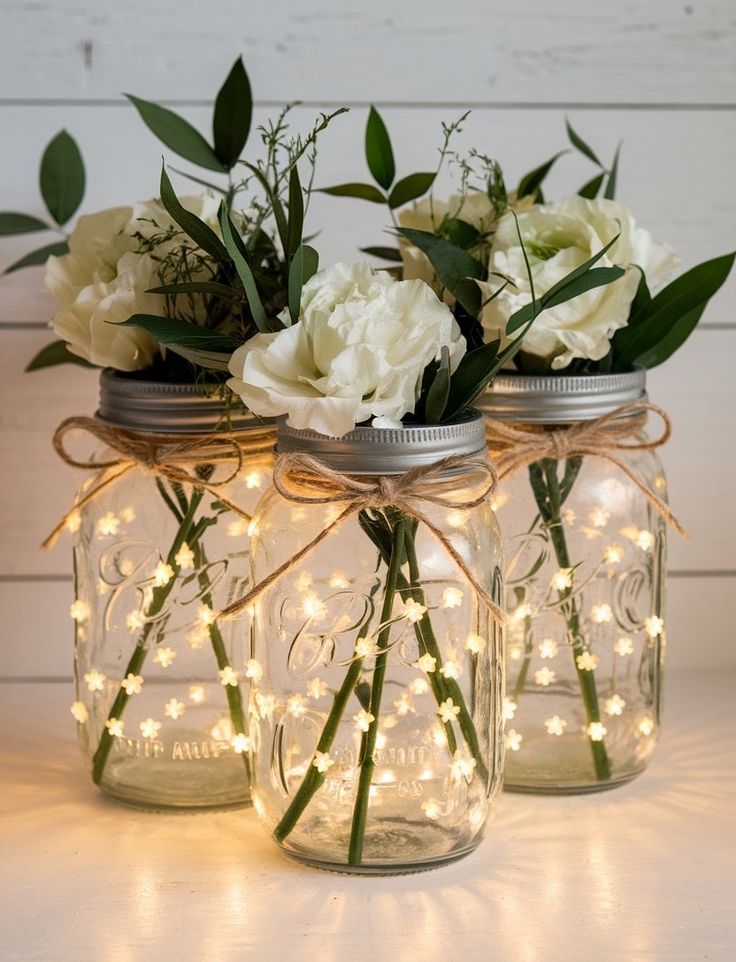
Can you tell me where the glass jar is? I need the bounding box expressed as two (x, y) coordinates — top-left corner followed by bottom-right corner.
(245, 413), (504, 873)
(482, 370), (667, 794)
(70, 370), (274, 809)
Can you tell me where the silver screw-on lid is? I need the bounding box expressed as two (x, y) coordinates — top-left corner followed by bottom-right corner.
(96, 369), (272, 434)
(277, 410), (486, 474)
(479, 370), (646, 423)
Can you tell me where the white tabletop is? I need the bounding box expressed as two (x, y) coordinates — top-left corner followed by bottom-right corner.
(0, 673), (733, 962)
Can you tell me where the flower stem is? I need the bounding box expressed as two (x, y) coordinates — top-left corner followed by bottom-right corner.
(528, 459), (611, 781)
(348, 518), (407, 866)
(91, 489), (204, 785)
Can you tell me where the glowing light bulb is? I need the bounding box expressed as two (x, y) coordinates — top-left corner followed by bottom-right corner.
(186, 625), (209, 649)
(245, 471), (262, 489)
(512, 602), (532, 622)
(639, 716), (654, 736)
(125, 610), (144, 634)
(440, 660), (461, 680)
(508, 645), (523, 662)
(581, 526), (603, 541)
(576, 651), (599, 671)
(286, 693), (308, 718)
(329, 571), (349, 589)
(375, 732), (387, 750)
(153, 561), (174, 587)
(121, 506), (136, 523)
(227, 518), (249, 537)
(538, 638), (559, 659)
(534, 667), (556, 687)
(69, 600), (90, 623)
(198, 603), (217, 627)
(620, 524), (640, 542)
(153, 646), (176, 668)
(604, 544), (624, 565)
(355, 636), (379, 659)
(255, 692), (276, 719)
(294, 570), (313, 593)
(306, 677), (328, 699)
(586, 722), (608, 741)
(245, 659), (263, 682)
(84, 669), (106, 693)
(66, 510), (82, 533)
(174, 542), (195, 570)
(502, 697), (517, 721)
(490, 491), (508, 512)
(450, 750), (476, 783)
(139, 718), (161, 739)
(604, 694), (626, 716)
(421, 798), (442, 820)
(636, 530), (655, 551)
(312, 751), (334, 774)
(353, 709), (375, 732)
(432, 726), (448, 748)
(614, 636), (634, 656)
(70, 701), (88, 724)
(591, 603), (613, 624)
(164, 698), (185, 720)
(441, 587), (464, 609)
(416, 652), (437, 673)
(105, 717), (124, 737)
(121, 673), (143, 695)
(563, 508), (576, 525)
(402, 598), (427, 623)
(409, 677), (429, 696)
(189, 685), (205, 704)
(505, 729), (523, 751)
(551, 568), (573, 591)
(589, 508), (610, 528)
(247, 519), (259, 537)
(300, 592), (327, 621)
(394, 693), (414, 716)
(446, 510), (465, 528)
(96, 512), (120, 537)
(545, 715), (567, 736)
(645, 615), (664, 638)
(465, 633), (485, 655)
(437, 698), (461, 724)
(231, 733), (250, 753)
(219, 667), (240, 687)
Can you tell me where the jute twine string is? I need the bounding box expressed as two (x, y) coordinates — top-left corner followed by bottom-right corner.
(485, 400), (687, 537)
(218, 451), (505, 626)
(44, 416), (276, 550)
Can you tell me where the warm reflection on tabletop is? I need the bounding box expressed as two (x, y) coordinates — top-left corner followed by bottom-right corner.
(0, 673), (733, 962)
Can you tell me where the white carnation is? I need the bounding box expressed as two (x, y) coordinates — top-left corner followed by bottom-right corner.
(228, 262), (466, 437)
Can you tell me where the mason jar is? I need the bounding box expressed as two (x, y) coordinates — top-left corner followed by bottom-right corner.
(70, 370), (275, 809)
(481, 370), (667, 794)
(244, 413), (504, 873)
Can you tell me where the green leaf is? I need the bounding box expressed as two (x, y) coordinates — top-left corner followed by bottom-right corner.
(159, 165), (229, 266)
(286, 164), (304, 260)
(506, 266), (625, 335)
(443, 340), (500, 419)
(39, 130), (85, 226)
(365, 106), (395, 190)
(25, 340), (96, 372)
(516, 151), (567, 199)
(127, 94), (226, 173)
(627, 267), (651, 324)
(241, 161), (289, 252)
(167, 345), (232, 372)
(146, 280), (238, 299)
(218, 204), (270, 332)
(212, 56), (252, 169)
(604, 143), (622, 200)
(0, 212), (50, 235)
(424, 347), (451, 423)
(360, 246), (402, 262)
(4, 240), (68, 274)
(317, 182), (387, 204)
(565, 118), (603, 167)
(397, 227), (484, 315)
(578, 172), (605, 199)
(119, 314), (240, 352)
(611, 252), (735, 369)
(387, 171), (435, 209)
(288, 244), (319, 322)
(439, 217), (481, 250)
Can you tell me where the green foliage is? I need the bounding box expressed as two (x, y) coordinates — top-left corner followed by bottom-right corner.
(388, 172), (436, 209)
(119, 314), (241, 352)
(565, 118), (603, 168)
(212, 56), (252, 169)
(288, 244), (319, 321)
(159, 165), (229, 266)
(604, 143), (621, 200)
(578, 173), (605, 199)
(25, 340), (96, 372)
(423, 347), (452, 423)
(516, 151), (567, 200)
(127, 95), (226, 172)
(360, 246), (402, 262)
(0, 212), (49, 235)
(218, 204), (269, 331)
(318, 183), (387, 203)
(365, 106), (395, 190)
(3, 240), (68, 274)
(40, 130), (85, 225)
(397, 227), (484, 314)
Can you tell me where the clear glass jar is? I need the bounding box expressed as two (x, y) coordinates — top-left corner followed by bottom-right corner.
(245, 414), (504, 873)
(482, 370), (667, 794)
(70, 370), (274, 809)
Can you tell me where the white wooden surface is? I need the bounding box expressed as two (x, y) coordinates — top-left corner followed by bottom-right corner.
(0, 671), (733, 961)
(0, 1), (734, 681)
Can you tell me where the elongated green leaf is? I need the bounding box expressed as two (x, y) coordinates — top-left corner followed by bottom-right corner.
(611, 252), (735, 369)
(627, 267), (651, 325)
(0, 212), (50, 235)
(166, 345), (232, 371)
(565, 118), (603, 167)
(365, 106), (395, 190)
(360, 245), (402, 262)
(39, 130), (85, 226)
(424, 347), (451, 423)
(218, 204), (269, 331)
(516, 151), (567, 199)
(4, 240), (68, 274)
(317, 182), (387, 204)
(388, 171), (435, 209)
(604, 142), (622, 200)
(287, 165), (304, 259)
(25, 340), (96, 372)
(159, 165), (229, 266)
(397, 227), (484, 314)
(440, 217), (481, 250)
(127, 94), (225, 172)
(146, 280), (238, 299)
(443, 340), (500, 419)
(578, 172), (605, 199)
(288, 244), (319, 321)
(212, 56), (252, 169)
(119, 313), (240, 352)
(241, 161), (289, 252)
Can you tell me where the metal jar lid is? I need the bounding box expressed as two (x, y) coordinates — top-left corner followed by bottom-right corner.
(277, 410), (486, 475)
(479, 369), (647, 424)
(96, 369), (272, 434)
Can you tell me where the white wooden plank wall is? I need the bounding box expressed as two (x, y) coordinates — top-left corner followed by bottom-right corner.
(0, 0), (734, 679)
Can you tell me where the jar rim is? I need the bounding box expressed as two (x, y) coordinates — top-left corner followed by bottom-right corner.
(97, 369), (274, 435)
(277, 410), (486, 475)
(479, 369), (646, 423)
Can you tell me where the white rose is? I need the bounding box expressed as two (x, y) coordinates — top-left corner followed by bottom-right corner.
(44, 196), (221, 371)
(228, 261), (466, 437)
(481, 196), (678, 370)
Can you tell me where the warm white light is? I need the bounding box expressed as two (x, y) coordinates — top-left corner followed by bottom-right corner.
(186, 625), (209, 649)
(636, 530), (655, 552)
(440, 660), (461, 680)
(164, 698), (185, 720)
(154, 646), (176, 669)
(416, 652), (437, 673)
(465, 633), (485, 655)
(604, 694), (626, 716)
(286, 693), (308, 718)
(421, 798), (442, 819)
(306, 677), (328, 699)
(105, 717), (124, 737)
(446, 509), (465, 528)
(375, 732), (387, 750)
(591, 603), (613, 624)
(614, 636), (634, 656)
(69, 600), (90, 623)
(551, 568), (573, 591)
(294, 570), (314, 593)
(353, 708), (375, 732)
(247, 519), (259, 537)
(576, 651), (599, 671)
(153, 561), (174, 587)
(508, 645), (523, 662)
(490, 491), (508, 512)
(534, 667), (556, 687)
(586, 722), (607, 741)
(189, 685), (205, 704)
(639, 716), (655, 736)
(255, 692), (276, 719)
(122, 673), (144, 695)
(121, 506), (136, 523)
(227, 518), (249, 538)
(96, 512), (120, 537)
(441, 587), (464, 609)
(502, 697), (517, 722)
(219, 667), (240, 687)
(512, 602), (532, 622)
(245, 471), (262, 489)
(450, 750), (476, 783)
(545, 715), (567, 736)
(505, 729), (523, 751)
(589, 507), (610, 528)
(409, 677), (429, 696)
(538, 638), (559, 659)
(329, 571), (349, 589)
(604, 544), (624, 565)
(139, 718), (161, 739)
(563, 508), (576, 525)
(197, 603), (217, 627)
(244, 658), (263, 682)
(174, 542), (195, 570)
(300, 592), (327, 621)
(70, 701), (88, 724)
(437, 698), (461, 724)
(231, 733), (250, 753)
(84, 669), (106, 693)
(432, 726), (448, 748)
(620, 524), (640, 542)
(645, 615), (664, 638)
(126, 610), (144, 633)
(402, 598), (427, 623)
(312, 751), (334, 774)
(394, 693), (414, 717)
(355, 636), (379, 659)
(580, 526), (603, 541)
(66, 510), (82, 533)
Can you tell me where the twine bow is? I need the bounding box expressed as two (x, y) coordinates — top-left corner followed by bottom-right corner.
(44, 416), (276, 550)
(485, 401), (687, 537)
(218, 451), (505, 626)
